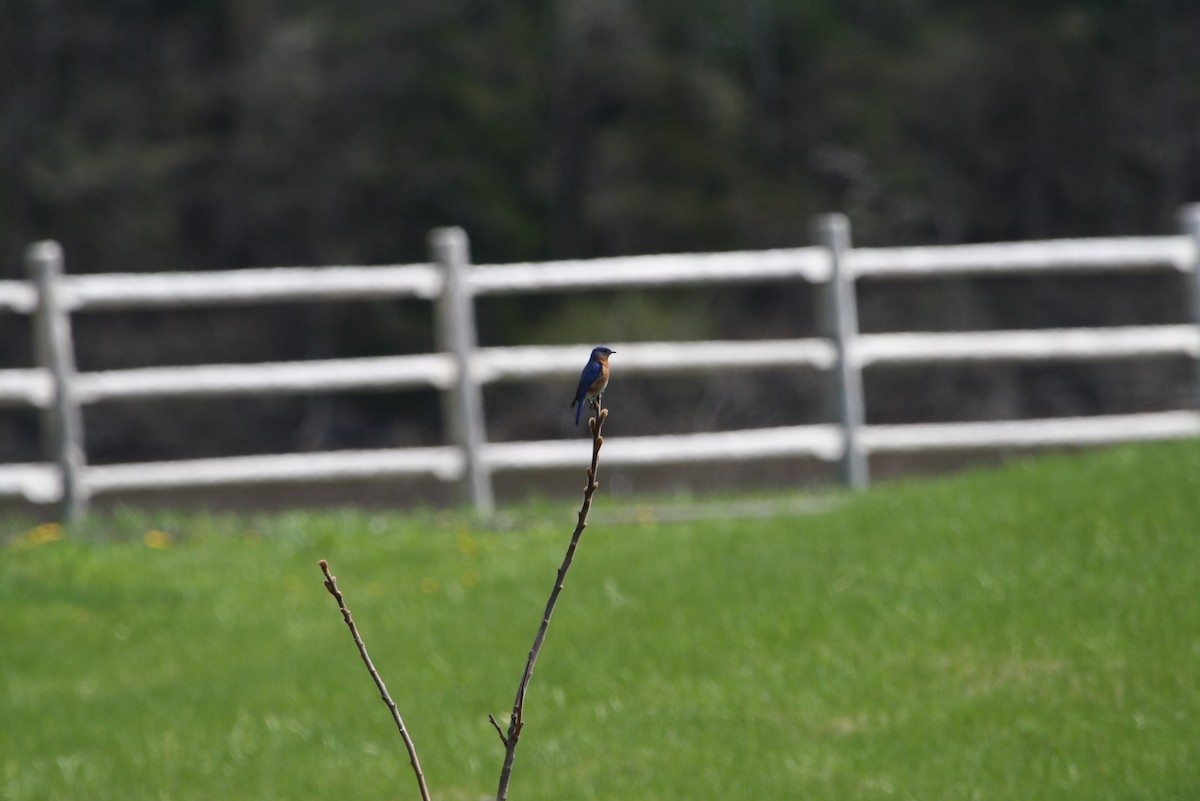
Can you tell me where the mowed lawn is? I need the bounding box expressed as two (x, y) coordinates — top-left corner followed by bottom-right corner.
(3, 440), (1199, 800)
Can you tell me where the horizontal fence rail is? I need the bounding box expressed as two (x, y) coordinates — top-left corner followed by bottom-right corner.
(849, 236), (1193, 278)
(5, 328), (1198, 409)
(3, 207), (1200, 520)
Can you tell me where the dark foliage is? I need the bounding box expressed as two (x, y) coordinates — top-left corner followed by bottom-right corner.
(2, 1), (1197, 469)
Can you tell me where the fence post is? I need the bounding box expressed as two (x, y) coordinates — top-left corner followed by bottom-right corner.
(1180, 203), (1200, 410)
(814, 213), (869, 489)
(26, 241), (88, 521)
(430, 227), (495, 515)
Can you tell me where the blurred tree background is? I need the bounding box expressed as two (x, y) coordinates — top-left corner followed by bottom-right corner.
(2, 0), (1198, 492)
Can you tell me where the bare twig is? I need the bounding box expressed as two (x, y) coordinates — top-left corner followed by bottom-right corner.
(319, 559), (433, 801)
(487, 713), (508, 746)
(494, 406), (609, 801)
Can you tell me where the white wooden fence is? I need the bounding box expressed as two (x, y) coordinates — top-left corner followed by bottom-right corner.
(3, 209), (1200, 521)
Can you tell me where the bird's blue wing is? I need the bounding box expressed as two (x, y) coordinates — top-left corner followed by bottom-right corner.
(574, 362), (600, 401)
(572, 361), (601, 425)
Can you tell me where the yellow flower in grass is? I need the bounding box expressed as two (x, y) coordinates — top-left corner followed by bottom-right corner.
(27, 523), (64, 545)
(8, 523), (64, 549)
(143, 529), (172, 549)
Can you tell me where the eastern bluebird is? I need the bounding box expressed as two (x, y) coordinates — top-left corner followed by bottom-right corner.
(570, 346), (616, 426)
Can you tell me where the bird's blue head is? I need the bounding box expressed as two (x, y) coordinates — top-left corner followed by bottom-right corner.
(591, 346), (616, 361)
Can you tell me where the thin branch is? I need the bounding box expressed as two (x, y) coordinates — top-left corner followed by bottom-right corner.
(319, 559), (433, 801)
(488, 714), (508, 747)
(495, 406), (609, 801)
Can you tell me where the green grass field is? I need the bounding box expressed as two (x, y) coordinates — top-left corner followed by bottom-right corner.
(4, 440), (1199, 800)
